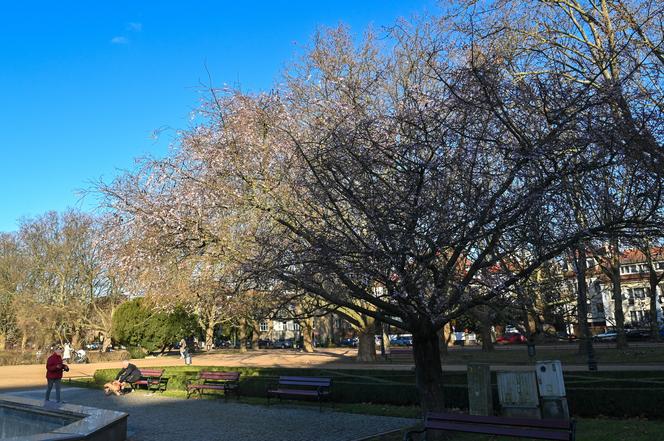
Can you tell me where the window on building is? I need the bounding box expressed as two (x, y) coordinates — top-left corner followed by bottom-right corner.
(637, 310), (644, 322)
(630, 265), (638, 273)
(626, 289), (635, 305)
(630, 311), (637, 322)
(596, 303), (604, 314)
(259, 321), (268, 332)
(634, 288), (645, 299)
(658, 262), (664, 270)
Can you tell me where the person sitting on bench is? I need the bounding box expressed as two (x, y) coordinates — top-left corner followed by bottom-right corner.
(105, 361), (141, 396)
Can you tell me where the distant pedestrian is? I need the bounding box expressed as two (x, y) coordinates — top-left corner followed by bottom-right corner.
(62, 342), (72, 362)
(179, 338), (187, 359)
(45, 347), (69, 402)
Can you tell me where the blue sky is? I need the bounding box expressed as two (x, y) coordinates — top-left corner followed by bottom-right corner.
(0, 1), (437, 233)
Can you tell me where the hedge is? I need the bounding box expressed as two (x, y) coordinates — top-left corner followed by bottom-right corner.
(93, 366), (664, 419)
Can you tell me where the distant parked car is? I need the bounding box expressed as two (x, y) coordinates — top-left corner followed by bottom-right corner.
(340, 337), (358, 347)
(626, 329), (651, 341)
(593, 331), (617, 342)
(496, 333), (526, 344)
(85, 342), (100, 350)
(390, 336), (413, 346)
(272, 339), (294, 349)
(257, 339), (273, 348)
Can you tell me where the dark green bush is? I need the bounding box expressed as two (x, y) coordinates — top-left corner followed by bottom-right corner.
(111, 299), (199, 352)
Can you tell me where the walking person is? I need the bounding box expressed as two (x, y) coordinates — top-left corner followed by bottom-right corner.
(62, 342), (72, 363)
(45, 347), (68, 402)
(179, 338), (187, 359)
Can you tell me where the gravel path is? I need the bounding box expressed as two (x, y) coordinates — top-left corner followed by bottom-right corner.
(8, 387), (415, 441)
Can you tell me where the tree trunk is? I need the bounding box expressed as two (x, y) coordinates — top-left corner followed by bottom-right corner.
(477, 306), (494, 352)
(611, 269), (628, 349)
(205, 318), (215, 351)
(101, 334), (112, 353)
(250, 321), (260, 350)
(575, 246), (596, 368)
(609, 240), (628, 349)
(301, 317), (315, 353)
(356, 317), (377, 362)
(436, 328), (447, 355)
(480, 322), (494, 352)
(0, 333), (5, 351)
(382, 326), (390, 354)
(413, 325), (446, 412)
(238, 319), (248, 353)
(649, 277), (661, 341)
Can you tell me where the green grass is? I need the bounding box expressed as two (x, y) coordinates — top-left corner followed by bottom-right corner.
(434, 346), (664, 365)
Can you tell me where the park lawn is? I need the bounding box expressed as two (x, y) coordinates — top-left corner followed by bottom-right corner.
(433, 345), (664, 365)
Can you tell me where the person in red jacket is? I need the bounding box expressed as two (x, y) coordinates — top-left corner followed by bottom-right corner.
(45, 347), (69, 402)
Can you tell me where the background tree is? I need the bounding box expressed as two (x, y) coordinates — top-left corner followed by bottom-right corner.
(0, 233), (22, 350)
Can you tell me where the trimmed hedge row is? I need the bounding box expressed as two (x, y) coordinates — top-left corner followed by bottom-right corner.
(93, 367), (664, 418)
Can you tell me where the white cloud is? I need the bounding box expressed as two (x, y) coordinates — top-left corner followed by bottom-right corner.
(127, 22), (142, 32)
(110, 36), (129, 44)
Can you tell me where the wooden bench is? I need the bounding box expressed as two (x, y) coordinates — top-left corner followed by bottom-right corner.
(131, 369), (167, 393)
(267, 376), (332, 412)
(186, 371), (240, 400)
(404, 412), (576, 441)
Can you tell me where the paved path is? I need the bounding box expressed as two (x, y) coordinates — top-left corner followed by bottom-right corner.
(5, 387), (414, 441)
(1, 348), (662, 391)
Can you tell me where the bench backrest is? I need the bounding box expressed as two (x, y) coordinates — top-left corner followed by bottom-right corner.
(200, 371), (240, 382)
(426, 412), (572, 431)
(278, 376), (332, 389)
(138, 369), (164, 377)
